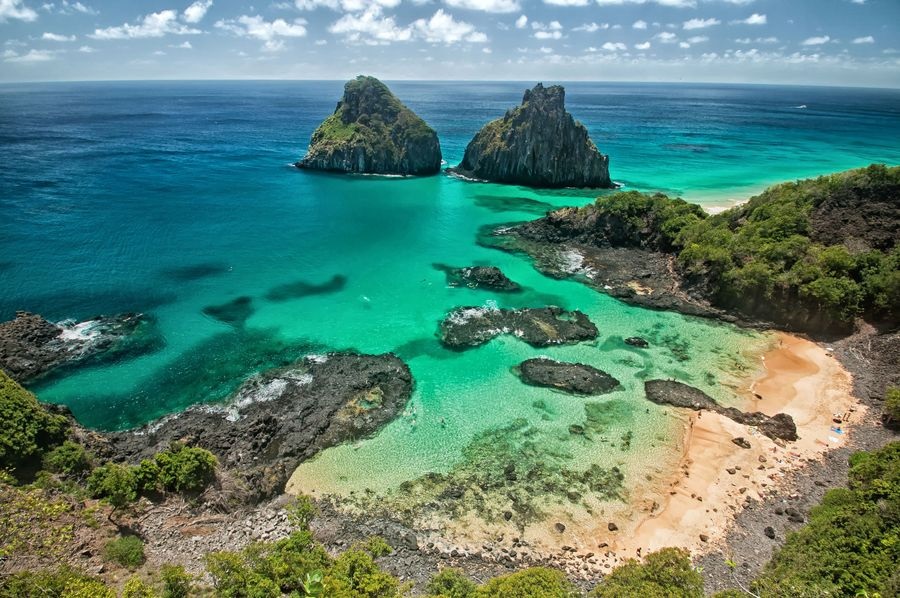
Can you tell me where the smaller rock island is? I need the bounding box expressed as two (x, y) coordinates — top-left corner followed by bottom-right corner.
(451, 83), (613, 188)
(297, 75), (442, 176)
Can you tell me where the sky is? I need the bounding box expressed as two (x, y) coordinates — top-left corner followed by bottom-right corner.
(1, 0), (899, 86)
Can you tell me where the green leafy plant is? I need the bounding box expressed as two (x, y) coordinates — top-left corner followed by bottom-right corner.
(87, 462), (137, 516)
(104, 535), (146, 570)
(152, 443), (217, 493)
(0, 372), (68, 477)
(591, 548), (703, 598)
(426, 567), (477, 597)
(43, 440), (92, 476)
(159, 564), (192, 598)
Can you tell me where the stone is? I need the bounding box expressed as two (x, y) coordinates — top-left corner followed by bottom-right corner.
(436, 264), (521, 292)
(450, 83), (612, 188)
(607, 522), (618, 532)
(764, 526), (776, 539)
(699, 534), (709, 543)
(555, 522), (566, 533)
(624, 337), (650, 348)
(297, 76), (441, 176)
(439, 306), (598, 349)
(516, 358), (620, 395)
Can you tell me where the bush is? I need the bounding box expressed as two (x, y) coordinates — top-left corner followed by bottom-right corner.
(885, 387), (900, 424)
(286, 494), (317, 530)
(426, 568), (477, 597)
(0, 371), (68, 476)
(159, 565), (192, 598)
(0, 566), (104, 598)
(475, 567), (576, 598)
(104, 535), (146, 569)
(86, 463), (137, 510)
(591, 548), (703, 597)
(134, 459), (161, 494)
(153, 443), (217, 493)
(43, 440), (92, 476)
(752, 442), (900, 596)
(122, 576), (158, 598)
(324, 547), (402, 597)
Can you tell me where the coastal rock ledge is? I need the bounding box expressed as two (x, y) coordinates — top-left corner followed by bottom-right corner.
(451, 83), (613, 188)
(297, 76), (442, 176)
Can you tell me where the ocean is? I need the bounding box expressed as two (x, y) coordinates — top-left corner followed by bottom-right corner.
(1, 80), (899, 500)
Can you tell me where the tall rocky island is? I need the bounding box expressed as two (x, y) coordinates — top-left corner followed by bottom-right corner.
(451, 83), (612, 188)
(297, 76), (442, 176)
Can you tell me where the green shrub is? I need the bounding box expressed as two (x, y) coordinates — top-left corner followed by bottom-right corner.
(324, 547), (402, 597)
(122, 576), (158, 598)
(591, 548), (703, 597)
(159, 564), (192, 598)
(885, 387), (900, 424)
(61, 576), (116, 597)
(104, 535), (145, 569)
(206, 550), (280, 598)
(43, 440), (92, 476)
(475, 567), (576, 597)
(286, 494), (317, 530)
(426, 568), (477, 597)
(0, 566), (104, 598)
(86, 463), (137, 510)
(134, 459), (161, 494)
(0, 371), (68, 476)
(752, 442), (900, 597)
(153, 443), (217, 493)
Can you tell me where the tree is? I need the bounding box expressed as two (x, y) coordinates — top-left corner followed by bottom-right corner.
(884, 387), (900, 425)
(86, 463), (137, 519)
(591, 548), (703, 598)
(0, 372), (68, 476)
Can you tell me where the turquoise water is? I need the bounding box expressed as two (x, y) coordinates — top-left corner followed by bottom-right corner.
(1, 81), (898, 502)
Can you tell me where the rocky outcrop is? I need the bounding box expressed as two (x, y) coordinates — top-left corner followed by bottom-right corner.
(107, 352), (413, 501)
(297, 76), (441, 176)
(451, 83), (612, 188)
(644, 380), (798, 442)
(439, 306), (598, 349)
(0, 311), (163, 383)
(516, 358), (620, 395)
(434, 264), (521, 292)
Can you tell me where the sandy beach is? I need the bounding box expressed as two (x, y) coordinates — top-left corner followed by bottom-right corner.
(613, 333), (859, 563)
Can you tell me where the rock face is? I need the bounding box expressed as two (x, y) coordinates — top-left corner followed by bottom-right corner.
(0, 311), (162, 383)
(451, 83), (612, 188)
(435, 264), (521, 292)
(439, 306), (598, 349)
(297, 76), (441, 176)
(108, 352), (413, 501)
(644, 380), (798, 442)
(516, 358), (620, 395)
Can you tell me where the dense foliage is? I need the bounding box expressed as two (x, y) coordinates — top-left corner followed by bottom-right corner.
(590, 165), (900, 328)
(885, 387), (900, 425)
(591, 548), (703, 597)
(43, 440), (92, 476)
(0, 371), (68, 476)
(751, 441), (900, 596)
(104, 535), (146, 569)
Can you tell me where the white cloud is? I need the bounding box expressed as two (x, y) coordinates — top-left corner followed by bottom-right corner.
(632, 20), (647, 29)
(294, 0), (401, 10)
(171, 40), (193, 48)
(735, 36), (777, 44)
(182, 0), (212, 23)
(601, 41), (626, 51)
(514, 14), (526, 28)
(90, 10), (202, 39)
(77, 44), (95, 52)
(543, 0), (589, 5)
(0, 0), (38, 22)
(328, 6), (410, 43)
(679, 41), (690, 48)
(634, 41), (651, 50)
(444, 0), (520, 13)
(4, 49), (57, 62)
(42, 32), (76, 41)
(687, 35), (708, 43)
(683, 17), (719, 30)
(731, 13), (766, 25)
(64, 0), (95, 14)
(414, 9), (487, 43)
(655, 31), (678, 43)
(802, 35), (830, 46)
(573, 22), (607, 32)
(539, 46), (552, 53)
(532, 19), (562, 39)
(216, 14), (308, 47)
(596, 0), (695, 6)
(852, 35), (874, 44)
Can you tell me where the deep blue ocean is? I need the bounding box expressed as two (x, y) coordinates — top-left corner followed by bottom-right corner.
(1, 81), (899, 493)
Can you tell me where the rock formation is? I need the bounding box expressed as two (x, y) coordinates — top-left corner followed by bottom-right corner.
(434, 264), (521, 292)
(297, 76), (442, 176)
(644, 380), (798, 442)
(0, 311), (162, 383)
(451, 83), (612, 188)
(439, 306), (598, 349)
(516, 358), (620, 395)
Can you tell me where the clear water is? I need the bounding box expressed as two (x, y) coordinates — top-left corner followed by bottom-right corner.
(1, 81), (898, 502)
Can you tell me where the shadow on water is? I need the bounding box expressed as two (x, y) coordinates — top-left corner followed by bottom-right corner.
(0, 261), (13, 272)
(202, 296), (254, 328)
(159, 262), (231, 282)
(472, 195), (555, 215)
(394, 337), (462, 362)
(69, 327), (325, 431)
(265, 274), (347, 302)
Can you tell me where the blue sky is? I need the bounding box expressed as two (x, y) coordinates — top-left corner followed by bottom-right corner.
(1, 0), (898, 86)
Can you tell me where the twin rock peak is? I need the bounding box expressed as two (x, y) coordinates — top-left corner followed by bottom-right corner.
(297, 75), (613, 189)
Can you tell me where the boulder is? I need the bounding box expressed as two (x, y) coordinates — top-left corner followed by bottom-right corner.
(439, 306), (598, 349)
(451, 83), (612, 188)
(436, 264), (521, 292)
(297, 76), (441, 176)
(516, 358), (620, 395)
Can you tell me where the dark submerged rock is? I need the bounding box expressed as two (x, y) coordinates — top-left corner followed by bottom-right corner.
(516, 358), (620, 395)
(202, 296), (254, 327)
(434, 264), (521, 292)
(0, 311), (162, 384)
(645, 380), (798, 442)
(108, 352), (413, 501)
(297, 76), (441, 176)
(438, 306), (598, 349)
(625, 336), (650, 348)
(451, 83), (612, 189)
